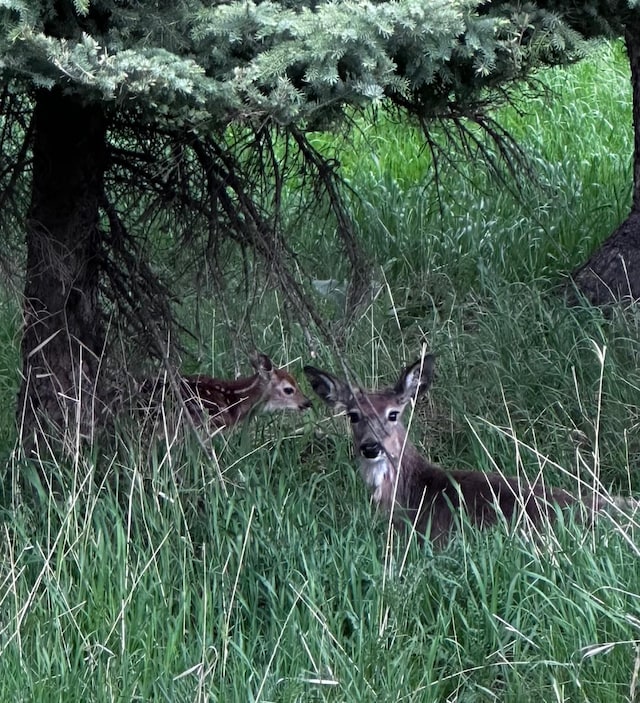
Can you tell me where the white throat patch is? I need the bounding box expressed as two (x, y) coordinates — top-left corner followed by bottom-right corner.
(358, 456), (392, 503)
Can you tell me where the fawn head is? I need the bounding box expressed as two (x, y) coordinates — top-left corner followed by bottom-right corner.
(304, 356), (435, 489)
(252, 353), (312, 413)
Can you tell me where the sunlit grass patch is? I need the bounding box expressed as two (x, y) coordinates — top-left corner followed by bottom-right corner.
(301, 42), (631, 296)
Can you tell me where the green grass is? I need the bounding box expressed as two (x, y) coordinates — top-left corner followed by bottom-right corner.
(1, 443), (639, 701)
(0, 291), (20, 457)
(2, 41), (640, 702)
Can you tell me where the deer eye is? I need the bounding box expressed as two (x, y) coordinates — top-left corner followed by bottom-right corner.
(388, 411), (399, 422)
(347, 411), (360, 424)
(283, 386), (294, 395)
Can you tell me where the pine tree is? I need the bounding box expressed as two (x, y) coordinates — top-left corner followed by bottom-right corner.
(0, 0), (601, 468)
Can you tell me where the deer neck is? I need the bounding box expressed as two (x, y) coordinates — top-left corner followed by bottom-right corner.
(213, 373), (267, 425)
(358, 425), (421, 509)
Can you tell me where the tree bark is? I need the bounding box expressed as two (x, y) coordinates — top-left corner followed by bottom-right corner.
(17, 88), (106, 466)
(572, 22), (640, 304)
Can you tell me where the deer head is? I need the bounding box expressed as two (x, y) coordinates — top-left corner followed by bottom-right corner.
(251, 352), (312, 413)
(304, 356), (435, 494)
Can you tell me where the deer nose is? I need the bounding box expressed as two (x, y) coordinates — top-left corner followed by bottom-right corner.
(360, 442), (381, 459)
(300, 398), (313, 410)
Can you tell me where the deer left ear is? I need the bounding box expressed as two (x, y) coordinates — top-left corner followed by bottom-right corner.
(251, 352), (274, 380)
(395, 354), (435, 403)
(304, 366), (353, 410)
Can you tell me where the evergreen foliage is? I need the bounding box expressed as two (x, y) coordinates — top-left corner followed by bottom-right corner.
(0, 1), (588, 125)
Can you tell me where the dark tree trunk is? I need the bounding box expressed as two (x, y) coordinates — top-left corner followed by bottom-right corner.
(572, 22), (640, 304)
(18, 88), (107, 465)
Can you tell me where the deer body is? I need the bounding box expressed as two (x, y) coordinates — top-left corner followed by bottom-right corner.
(370, 437), (577, 543)
(304, 357), (601, 545)
(142, 353), (311, 431)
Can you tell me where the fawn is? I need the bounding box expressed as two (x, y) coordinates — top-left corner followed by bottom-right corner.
(305, 356), (632, 545)
(143, 353), (311, 431)
(180, 352), (312, 429)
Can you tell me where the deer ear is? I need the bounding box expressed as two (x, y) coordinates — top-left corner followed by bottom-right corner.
(304, 366), (352, 410)
(394, 354), (435, 402)
(251, 352), (274, 380)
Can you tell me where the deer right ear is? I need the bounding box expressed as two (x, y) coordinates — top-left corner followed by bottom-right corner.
(395, 354), (435, 402)
(304, 366), (352, 409)
(251, 352), (274, 380)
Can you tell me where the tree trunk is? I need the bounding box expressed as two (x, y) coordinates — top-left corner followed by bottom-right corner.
(17, 88), (106, 468)
(572, 23), (640, 304)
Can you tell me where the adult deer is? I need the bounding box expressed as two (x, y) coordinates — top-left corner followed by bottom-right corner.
(305, 356), (633, 545)
(145, 353), (311, 431)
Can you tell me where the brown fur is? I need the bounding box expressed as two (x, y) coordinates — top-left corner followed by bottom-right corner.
(380, 440), (577, 544)
(305, 357), (630, 545)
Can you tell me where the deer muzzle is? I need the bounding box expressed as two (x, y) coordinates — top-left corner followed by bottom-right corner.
(360, 441), (382, 459)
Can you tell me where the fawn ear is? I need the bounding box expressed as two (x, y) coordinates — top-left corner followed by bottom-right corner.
(304, 366), (352, 409)
(251, 352), (274, 380)
(394, 354), (435, 403)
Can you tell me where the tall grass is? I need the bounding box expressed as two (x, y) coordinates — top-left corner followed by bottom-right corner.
(1, 41), (640, 702)
(1, 440), (639, 701)
(0, 292), (20, 459)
